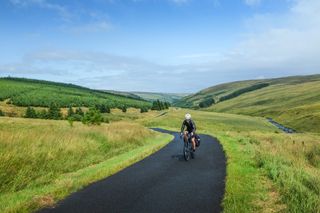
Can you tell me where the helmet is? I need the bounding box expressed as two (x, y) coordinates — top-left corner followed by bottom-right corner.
(185, 113), (191, 120)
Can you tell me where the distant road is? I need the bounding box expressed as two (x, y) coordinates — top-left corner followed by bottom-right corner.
(39, 129), (226, 213)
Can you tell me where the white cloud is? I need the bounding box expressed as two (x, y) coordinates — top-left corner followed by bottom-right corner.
(9, 0), (112, 34)
(3, 0), (320, 92)
(9, 0), (71, 21)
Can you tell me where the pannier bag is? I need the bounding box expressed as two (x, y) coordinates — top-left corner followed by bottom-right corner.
(195, 134), (201, 147)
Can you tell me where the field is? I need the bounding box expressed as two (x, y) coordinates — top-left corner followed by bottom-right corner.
(175, 74), (320, 133)
(1, 107), (319, 212)
(1, 76), (319, 213)
(0, 77), (150, 109)
(137, 108), (320, 213)
(0, 117), (172, 213)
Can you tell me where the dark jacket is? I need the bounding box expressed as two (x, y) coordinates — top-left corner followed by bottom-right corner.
(181, 119), (196, 134)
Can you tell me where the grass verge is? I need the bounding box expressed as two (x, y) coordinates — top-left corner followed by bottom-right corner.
(137, 108), (320, 212)
(0, 117), (173, 213)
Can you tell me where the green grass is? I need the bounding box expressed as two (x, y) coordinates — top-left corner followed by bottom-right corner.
(0, 77), (151, 108)
(137, 108), (320, 213)
(0, 117), (172, 213)
(1, 103), (319, 212)
(174, 78), (273, 108)
(208, 80), (320, 133)
(175, 74), (320, 133)
(131, 92), (189, 103)
(105, 91), (189, 103)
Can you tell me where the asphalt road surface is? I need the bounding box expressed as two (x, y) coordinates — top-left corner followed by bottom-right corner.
(39, 129), (226, 213)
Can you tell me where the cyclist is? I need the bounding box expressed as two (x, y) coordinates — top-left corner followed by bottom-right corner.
(180, 113), (197, 152)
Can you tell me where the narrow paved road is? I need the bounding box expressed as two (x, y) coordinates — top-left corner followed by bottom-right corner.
(39, 129), (226, 213)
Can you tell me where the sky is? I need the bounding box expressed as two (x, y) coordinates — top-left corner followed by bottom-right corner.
(0, 0), (320, 92)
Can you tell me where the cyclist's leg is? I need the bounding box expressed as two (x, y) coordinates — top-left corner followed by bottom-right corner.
(191, 136), (196, 151)
(183, 131), (188, 143)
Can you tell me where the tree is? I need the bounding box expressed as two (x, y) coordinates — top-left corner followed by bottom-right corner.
(164, 102), (170, 109)
(151, 100), (169, 111)
(67, 106), (74, 118)
(140, 107), (148, 113)
(82, 108), (103, 125)
(75, 107), (84, 116)
(219, 83), (269, 102)
(96, 104), (110, 113)
(151, 100), (160, 110)
(121, 105), (127, 113)
(48, 103), (62, 120)
(70, 107), (84, 121)
(157, 100), (163, 110)
(199, 98), (215, 108)
(24, 106), (37, 118)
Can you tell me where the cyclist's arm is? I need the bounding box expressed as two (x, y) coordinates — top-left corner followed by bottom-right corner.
(191, 120), (196, 133)
(180, 120), (186, 134)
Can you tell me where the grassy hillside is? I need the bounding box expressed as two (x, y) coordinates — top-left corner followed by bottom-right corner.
(103, 90), (143, 100)
(131, 92), (188, 103)
(0, 77), (151, 109)
(106, 90), (189, 103)
(137, 108), (320, 213)
(0, 117), (172, 213)
(175, 74), (320, 132)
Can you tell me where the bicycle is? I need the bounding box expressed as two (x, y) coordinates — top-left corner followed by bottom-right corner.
(182, 133), (195, 161)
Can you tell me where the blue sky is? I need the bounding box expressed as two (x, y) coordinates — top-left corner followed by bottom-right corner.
(1, 0), (320, 92)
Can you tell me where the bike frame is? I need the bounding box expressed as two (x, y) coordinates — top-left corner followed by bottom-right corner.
(183, 133), (194, 161)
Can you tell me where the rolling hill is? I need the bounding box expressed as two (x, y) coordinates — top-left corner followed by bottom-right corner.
(0, 77), (151, 109)
(105, 91), (188, 103)
(131, 92), (189, 103)
(175, 74), (320, 132)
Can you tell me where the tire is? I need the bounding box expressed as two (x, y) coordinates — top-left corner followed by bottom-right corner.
(191, 150), (195, 159)
(183, 142), (190, 161)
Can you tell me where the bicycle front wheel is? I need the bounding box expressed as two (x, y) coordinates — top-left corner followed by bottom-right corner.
(183, 142), (190, 161)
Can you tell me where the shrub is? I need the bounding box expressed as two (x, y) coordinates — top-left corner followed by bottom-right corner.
(82, 108), (103, 125)
(75, 107), (84, 116)
(140, 107), (148, 113)
(47, 103), (62, 120)
(67, 106), (74, 118)
(95, 104), (110, 113)
(71, 114), (83, 121)
(24, 106), (37, 118)
(38, 109), (48, 119)
(121, 106), (127, 113)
